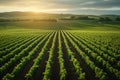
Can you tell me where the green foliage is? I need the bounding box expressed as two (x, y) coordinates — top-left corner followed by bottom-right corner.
(0, 29), (120, 80)
(2, 73), (14, 80)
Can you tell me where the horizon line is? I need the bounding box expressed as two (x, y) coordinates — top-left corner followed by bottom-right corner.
(0, 11), (120, 16)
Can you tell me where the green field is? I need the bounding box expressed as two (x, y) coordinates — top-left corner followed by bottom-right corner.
(0, 13), (120, 80)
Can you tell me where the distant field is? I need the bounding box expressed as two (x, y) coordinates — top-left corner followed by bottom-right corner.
(0, 13), (120, 80)
(0, 20), (120, 31)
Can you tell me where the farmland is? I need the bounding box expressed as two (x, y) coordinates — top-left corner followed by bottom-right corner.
(0, 13), (120, 80)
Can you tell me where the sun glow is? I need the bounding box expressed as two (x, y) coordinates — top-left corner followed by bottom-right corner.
(0, 0), (120, 14)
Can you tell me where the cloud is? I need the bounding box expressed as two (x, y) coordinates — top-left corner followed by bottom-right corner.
(0, 0), (120, 14)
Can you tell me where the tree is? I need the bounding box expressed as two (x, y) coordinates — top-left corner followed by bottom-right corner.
(99, 17), (112, 21)
(70, 15), (76, 19)
(116, 17), (120, 21)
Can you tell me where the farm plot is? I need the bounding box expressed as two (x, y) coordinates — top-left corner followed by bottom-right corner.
(0, 30), (120, 80)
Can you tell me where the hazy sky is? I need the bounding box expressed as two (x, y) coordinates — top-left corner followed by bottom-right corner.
(0, 0), (120, 14)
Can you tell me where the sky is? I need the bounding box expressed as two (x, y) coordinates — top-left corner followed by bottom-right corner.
(0, 0), (120, 15)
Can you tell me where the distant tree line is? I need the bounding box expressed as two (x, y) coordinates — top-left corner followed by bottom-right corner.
(99, 17), (120, 21)
(0, 19), (57, 22)
(0, 17), (120, 22)
(60, 16), (94, 20)
(60, 15), (120, 21)
(70, 16), (94, 20)
(33, 19), (57, 22)
(0, 19), (30, 22)
(115, 17), (120, 21)
(99, 17), (112, 21)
